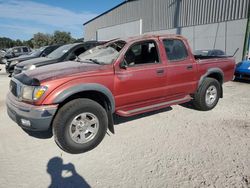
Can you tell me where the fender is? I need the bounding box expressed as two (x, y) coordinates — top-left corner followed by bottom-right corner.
(198, 68), (224, 98)
(53, 83), (116, 113)
(198, 68), (224, 87)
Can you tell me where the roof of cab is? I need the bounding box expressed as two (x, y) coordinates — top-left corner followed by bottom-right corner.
(111, 34), (186, 43)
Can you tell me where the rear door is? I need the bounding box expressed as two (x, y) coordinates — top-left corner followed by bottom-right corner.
(114, 40), (167, 107)
(161, 38), (197, 97)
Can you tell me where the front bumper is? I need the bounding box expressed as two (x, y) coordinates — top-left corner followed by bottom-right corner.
(6, 92), (58, 131)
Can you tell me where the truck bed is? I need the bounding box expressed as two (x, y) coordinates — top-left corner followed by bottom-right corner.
(195, 56), (236, 83)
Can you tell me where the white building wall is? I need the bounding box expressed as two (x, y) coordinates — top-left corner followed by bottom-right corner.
(146, 19), (248, 62)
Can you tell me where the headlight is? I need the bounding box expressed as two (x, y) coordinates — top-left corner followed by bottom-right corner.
(23, 64), (36, 71)
(11, 60), (19, 65)
(33, 86), (47, 100)
(21, 85), (47, 101)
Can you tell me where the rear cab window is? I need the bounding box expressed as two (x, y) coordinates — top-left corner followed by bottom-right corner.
(163, 39), (188, 62)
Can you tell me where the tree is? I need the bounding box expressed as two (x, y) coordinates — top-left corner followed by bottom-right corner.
(0, 30), (77, 49)
(15, 39), (23, 46)
(0, 37), (14, 49)
(32, 32), (53, 48)
(23, 39), (34, 49)
(52, 31), (72, 44)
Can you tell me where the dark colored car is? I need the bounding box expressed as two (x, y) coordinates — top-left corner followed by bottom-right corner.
(5, 44), (61, 74)
(13, 42), (103, 75)
(234, 60), (250, 80)
(194, 49), (226, 57)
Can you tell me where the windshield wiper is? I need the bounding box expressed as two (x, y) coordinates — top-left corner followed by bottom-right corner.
(86, 58), (103, 65)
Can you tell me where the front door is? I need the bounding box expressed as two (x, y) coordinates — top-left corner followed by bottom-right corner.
(114, 40), (167, 108)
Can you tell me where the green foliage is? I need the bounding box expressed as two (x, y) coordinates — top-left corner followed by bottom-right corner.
(52, 31), (72, 44)
(0, 30), (77, 49)
(0, 37), (15, 49)
(32, 32), (53, 48)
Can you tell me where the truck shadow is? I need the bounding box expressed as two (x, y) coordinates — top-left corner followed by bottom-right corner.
(47, 157), (90, 188)
(23, 128), (53, 139)
(114, 107), (173, 125)
(179, 101), (197, 110)
(233, 79), (250, 84)
(24, 107), (173, 139)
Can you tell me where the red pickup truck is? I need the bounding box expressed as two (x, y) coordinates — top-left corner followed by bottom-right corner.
(6, 34), (235, 154)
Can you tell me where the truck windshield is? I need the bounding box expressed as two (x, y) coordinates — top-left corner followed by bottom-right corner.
(78, 40), (126, 65)
(47, 44), (75, 59)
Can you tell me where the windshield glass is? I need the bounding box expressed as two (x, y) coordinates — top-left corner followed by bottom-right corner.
(30, 47), (46, 56)
(6, 48), (13, 54)
(47, 44), (75, 59)
(78, 40), (126, 64)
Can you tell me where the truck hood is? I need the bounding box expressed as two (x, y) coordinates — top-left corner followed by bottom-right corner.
(17, 57), (57, 68)
(23, 61), (112, 82)
(8, 55), (37, 63)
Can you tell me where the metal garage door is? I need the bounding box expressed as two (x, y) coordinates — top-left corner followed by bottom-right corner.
(97, 19), (142, 41)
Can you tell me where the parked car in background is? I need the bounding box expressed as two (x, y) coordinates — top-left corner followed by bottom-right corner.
(7, 34), (235, 154)
(5, 44), (61, 74)
(0, 49), (7, 64)
(3, 46), (31, 59)
(234, 60), (250, 80)
(194, 49), (226, 57)
(0, 49), (7, 57)
(13, 41), (103, 75)
(1, 46), (31, 65)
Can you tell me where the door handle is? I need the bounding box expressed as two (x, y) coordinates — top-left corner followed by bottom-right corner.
(156, 69), (164, 74)
(186, 65), (193, 70)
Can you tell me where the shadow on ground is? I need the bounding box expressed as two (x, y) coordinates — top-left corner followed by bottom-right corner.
(23, 128), (53, 139)
(233, 78), (250, 84)
(47, 157), (90, 188)
(179, 101), (198, 110)
(24, 107), (174, 139)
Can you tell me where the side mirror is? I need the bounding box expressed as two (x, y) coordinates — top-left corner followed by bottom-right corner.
(41, 52), (46, 57)
(120, 60), (128, 69)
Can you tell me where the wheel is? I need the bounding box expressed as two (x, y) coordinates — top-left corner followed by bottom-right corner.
(52, 98), (108, 154)
(193, 78), (221, 111)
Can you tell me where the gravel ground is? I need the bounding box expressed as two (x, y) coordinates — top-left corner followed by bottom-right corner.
(0, 64), (250, 188)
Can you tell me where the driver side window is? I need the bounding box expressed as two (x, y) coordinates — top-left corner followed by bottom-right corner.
(124, 41), (159, 66)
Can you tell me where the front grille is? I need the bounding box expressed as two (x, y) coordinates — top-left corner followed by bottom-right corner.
(9, 78), (22, 98)
(10, 80), (18, 97)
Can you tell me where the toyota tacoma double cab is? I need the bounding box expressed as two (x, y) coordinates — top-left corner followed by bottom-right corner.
(6, 34), (236, 154)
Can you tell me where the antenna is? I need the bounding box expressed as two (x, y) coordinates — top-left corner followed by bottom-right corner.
(232, 48), (239, 57)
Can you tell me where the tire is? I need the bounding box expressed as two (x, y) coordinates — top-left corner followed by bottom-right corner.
(52, 98), (108, 154)
(193, 78), (221, 111)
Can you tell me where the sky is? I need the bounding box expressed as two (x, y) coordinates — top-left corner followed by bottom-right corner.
(0, 0), (124, 40)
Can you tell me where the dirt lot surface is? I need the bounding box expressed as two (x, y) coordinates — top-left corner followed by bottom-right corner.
(0, 64), (250, 188)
